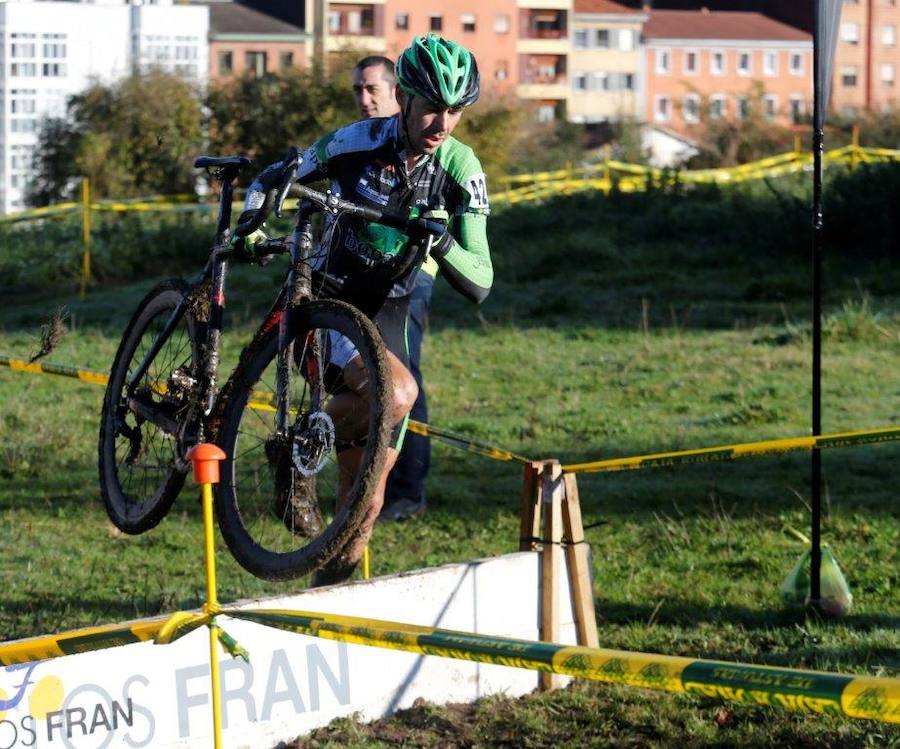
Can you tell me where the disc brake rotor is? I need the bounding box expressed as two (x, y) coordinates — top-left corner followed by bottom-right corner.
(291, 411), (335, 477)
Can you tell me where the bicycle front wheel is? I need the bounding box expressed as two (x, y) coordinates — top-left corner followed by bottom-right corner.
(216, 299), (392, 581)
(99, 279), (200, 533)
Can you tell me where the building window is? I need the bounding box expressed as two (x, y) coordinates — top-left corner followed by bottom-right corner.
(596, 29), (610, 48)
(882, 63), (896, 85)
(396, 13), (409, 31)
(841, 22), (860, 44)
(347, 11), (362, 33)
(790, 52), (804, 75)
(711, 50), (725, 75)
(573, 72), (588, 91)
(537, 62), (557, 79)
(737, 96), (750, 119)
(42, 62), (66, 77)
(763, 51), (778, 76)
(710, 95), (726, 119)
(684, 49), (698, 74)
(461, 13), (476, 33)
(537, 104), (555, 122)
(11, 33), (37, 59)
(430, 15), (443, 32)
(618, 29), (635, 51)
(655, 49), (671, 74)
(218, 50), (234, 73)
(328, 11), (340, 33)
(42, 37), (67, 59)
(790, 95), (805, 122)
(593, 71), (609, 90)
(495, 14), (510, 34)
(882, 24), (896, 46)
(763, 95), (778, 119)
(574, 29), (589, 48)
(11, 63), (37, 77)
(280, 51), (294, 69)
(738, 51), (751, 76)
(619, 72), (634, 90)
(495, 60), (509, 80)
(654, 95), (670, 122)
(683, 94), (700, 123)
(10, 144), (34, 172)
(246, 50), (267, 76)
(841, 64), (859, 86)
(10, 89), (37, 115)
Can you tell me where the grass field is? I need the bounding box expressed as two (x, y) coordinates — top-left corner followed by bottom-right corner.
(1, 183), (898, 747)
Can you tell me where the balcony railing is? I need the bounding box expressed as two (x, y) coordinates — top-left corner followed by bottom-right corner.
(521, 28), (567, 40)
(520, 74), (567, 85)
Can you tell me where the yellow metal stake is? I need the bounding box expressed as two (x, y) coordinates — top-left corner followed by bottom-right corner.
(80, 177), (92, 298)
(188, 443), (227, 749)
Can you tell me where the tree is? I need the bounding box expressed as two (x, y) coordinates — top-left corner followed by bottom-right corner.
(28, 71), (205, 204)
(206, 68), (358, 169)
(687, 83), (796, 168)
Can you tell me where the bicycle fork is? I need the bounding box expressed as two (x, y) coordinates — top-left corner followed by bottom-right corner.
(274, 204), (317, 435)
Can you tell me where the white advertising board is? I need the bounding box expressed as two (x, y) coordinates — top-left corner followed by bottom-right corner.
(0, 552), (576, 748)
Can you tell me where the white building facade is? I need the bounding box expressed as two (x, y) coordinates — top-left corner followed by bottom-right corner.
(0, 0), (208, 213)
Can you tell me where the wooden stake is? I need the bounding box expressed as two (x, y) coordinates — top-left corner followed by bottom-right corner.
(540, 460), (564, 690)
(519, 461), (543, 551)
(562, 473), (599, 649)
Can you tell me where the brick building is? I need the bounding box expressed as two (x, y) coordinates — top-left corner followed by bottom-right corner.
(642, 8), (812, 133)
(832, 0), (900, 115)
(205, 1), (309, 80)
(382, 0), (519, 95)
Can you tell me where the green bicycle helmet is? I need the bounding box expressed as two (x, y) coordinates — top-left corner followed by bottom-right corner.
(396, 34), (480, 109)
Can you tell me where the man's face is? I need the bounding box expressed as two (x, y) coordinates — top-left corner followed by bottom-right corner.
(352, 64), (399, 119)
(398, 92), (464, 155)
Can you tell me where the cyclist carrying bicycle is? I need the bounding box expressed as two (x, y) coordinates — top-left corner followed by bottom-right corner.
(240, 34), (493, 586)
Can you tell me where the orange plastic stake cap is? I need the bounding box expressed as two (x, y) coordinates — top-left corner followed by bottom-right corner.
(187, 443), (227, 485)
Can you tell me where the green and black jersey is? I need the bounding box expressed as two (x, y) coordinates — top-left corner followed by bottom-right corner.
(296, 115), (493, 309)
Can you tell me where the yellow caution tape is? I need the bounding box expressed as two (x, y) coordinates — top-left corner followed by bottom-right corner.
(4, 606), (896, 723)
(562, 426), (900, 474)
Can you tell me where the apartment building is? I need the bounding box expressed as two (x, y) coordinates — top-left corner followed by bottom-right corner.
(517, 0), (572, 119)
(0, 0), (209, 213)
(643, 9), (812, 134)
(326, 0), (386, 55)
(383, 0), (518, 95)
(832, 0), (900, 115)
(569, 0), (646, 124)
(205, 1), (308, 80)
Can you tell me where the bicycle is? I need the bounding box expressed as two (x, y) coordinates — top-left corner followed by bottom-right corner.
(99, 149), (435, 580)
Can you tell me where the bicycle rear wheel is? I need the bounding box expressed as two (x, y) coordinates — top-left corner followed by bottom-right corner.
(99, 279), (200, 533)
(216, 299), (392, 581)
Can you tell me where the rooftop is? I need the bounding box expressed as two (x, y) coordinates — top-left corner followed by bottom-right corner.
(203, 2), (305, 36)
(643, 9), (810, 42)
(574, 0), (644, 14)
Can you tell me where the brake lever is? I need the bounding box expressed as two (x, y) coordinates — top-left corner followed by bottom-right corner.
(275, 151), (302, 219)
(274, 164), (299, 218)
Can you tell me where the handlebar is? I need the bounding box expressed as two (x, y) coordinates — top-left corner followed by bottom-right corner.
(291, 184), (409, 231)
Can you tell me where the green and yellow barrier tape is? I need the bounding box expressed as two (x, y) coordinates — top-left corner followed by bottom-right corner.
(0, 617), (169, 665)
(0, 203), (80, 224)
(0, 354), (110, 386)
(3, 606), (896, 723)
(4, 146), (898, 222)
(562, 425), (900, 474)
(3, 354), (898, 471)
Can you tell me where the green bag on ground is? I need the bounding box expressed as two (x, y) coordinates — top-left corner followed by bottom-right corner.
(781, 531), (853, 617)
